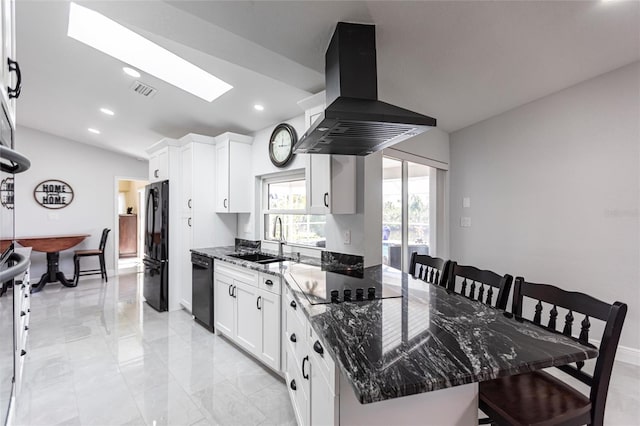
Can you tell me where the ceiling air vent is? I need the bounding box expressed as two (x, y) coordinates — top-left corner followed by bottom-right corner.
(130, 80), (157, 98)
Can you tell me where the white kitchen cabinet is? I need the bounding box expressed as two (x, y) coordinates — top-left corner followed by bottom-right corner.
(259, 286), (281, 371)
(214, 272), (235, 336)
(148, 147), (169, 182)
(214, 132), (253, 213)
(178, 134), (235, 311)
(0, 0), (17, 123)
(214, 261), (281, 372)
(307, 154), (357, 214)
(235, 280), (261, 353)
(310, 365), (337, 426)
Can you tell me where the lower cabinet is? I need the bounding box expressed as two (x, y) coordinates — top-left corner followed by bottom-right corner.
(214, 272), (235, 336)
(235, 281), (261, 353)
(284, 284), (338, 426)
(213, 261), (281, 372)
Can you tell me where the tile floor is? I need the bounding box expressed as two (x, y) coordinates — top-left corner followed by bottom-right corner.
(15, 270), (640, 425)
(16, 271), (295, 426)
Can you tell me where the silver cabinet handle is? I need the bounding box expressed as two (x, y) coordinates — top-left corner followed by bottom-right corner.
(187, 199), (192, 208)
(188, 218), (192, 227)
(223, 198), (228, 209)
(154, 169), (159, 178)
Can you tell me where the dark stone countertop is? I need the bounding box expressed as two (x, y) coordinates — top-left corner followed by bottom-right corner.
(191, 247), (598, 405)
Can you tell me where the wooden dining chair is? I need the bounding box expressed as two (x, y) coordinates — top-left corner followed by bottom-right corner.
(479, 277), (627, 426)
(73, 228), (110, 285)
(409, 252), (450, 287)
(447, 262), (513, 310)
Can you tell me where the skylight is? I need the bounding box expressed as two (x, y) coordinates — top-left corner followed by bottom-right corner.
(67, 2), (232, 102)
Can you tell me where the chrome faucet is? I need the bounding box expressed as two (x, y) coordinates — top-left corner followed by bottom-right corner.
(273, 216), (286, 257)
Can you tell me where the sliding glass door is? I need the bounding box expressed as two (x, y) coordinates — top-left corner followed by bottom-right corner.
(383, 156), (437, 272)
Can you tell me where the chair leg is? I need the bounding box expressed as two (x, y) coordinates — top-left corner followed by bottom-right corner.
(74, 255), (80, 285)
(99, 254), (107, 282)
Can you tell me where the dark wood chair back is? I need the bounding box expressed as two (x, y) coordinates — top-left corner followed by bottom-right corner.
(512, 277), (627, 426)
(98, 228), (111, 252)
(409, 252), (450, 287)
(447, 262), (512, 310)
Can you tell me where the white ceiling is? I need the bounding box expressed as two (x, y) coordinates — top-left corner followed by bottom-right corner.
(15, 1), (640, 160)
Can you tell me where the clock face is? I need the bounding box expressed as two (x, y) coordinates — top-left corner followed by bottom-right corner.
(269, 124), (297, 167)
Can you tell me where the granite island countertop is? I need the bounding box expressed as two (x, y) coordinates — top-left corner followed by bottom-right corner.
(192, 247), (598, 404)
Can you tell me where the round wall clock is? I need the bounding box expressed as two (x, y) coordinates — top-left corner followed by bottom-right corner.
(269, 123), (297, 168)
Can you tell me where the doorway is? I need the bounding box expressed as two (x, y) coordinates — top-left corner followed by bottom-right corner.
(382, 156), (439, 272)
(116, 178), (148, 271)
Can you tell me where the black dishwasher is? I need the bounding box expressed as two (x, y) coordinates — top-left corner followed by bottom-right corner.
(191, 253), (214, 332)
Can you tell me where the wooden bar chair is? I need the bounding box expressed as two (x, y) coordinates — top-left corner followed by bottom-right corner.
(409, 252), (450, 287)
(73, 228), (110, 285)
(447, 262), (513, 310)
(479, 277), (627, 426)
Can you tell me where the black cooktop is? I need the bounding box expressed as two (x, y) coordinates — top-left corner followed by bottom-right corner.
(287, 264), (403, 305)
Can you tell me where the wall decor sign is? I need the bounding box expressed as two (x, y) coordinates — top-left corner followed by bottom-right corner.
(0, 177), (13, 210)
(34, 179), (74, 209)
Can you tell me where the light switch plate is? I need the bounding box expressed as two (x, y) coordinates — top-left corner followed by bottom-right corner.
(343, 230), (351, 245)
(463, 197), (471, 208)
(460, 217), (471, 227)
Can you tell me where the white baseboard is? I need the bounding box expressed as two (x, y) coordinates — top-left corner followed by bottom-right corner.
(180, 300), (192, 313)
(616, 344), (640, 366)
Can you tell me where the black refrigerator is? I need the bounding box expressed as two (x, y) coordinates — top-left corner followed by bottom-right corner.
(143, 180), (169, 312)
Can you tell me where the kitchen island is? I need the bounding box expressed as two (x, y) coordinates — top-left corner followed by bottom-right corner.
(192, 246), (598, 425)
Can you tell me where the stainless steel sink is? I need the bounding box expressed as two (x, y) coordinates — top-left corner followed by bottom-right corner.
(228, 252), (285, 264)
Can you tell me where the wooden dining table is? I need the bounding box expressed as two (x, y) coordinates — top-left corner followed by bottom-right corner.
(15, 234), (90, 292)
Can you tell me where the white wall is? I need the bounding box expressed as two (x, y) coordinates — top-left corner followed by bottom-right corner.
(236, 114), (307, 241)
(14, 126), (148, 279)
(449, 62), (640, 352)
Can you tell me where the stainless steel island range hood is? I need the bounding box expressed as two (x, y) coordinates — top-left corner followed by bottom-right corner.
(293, 22), (436, 156)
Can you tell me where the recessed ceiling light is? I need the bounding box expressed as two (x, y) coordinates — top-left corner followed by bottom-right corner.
(68, 3), (233, 102)
(122, 67), (141, 78)
(88, 128), (100, 134)
(254, 104), (265, 111)
(100, 107), (115, 116)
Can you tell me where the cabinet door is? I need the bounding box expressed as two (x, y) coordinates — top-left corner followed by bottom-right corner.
(234, 281), (261, 354)
(215, 141), (229, 212)
(260, 289), (281, 371)
(307, 154), (331, 214)
(149, 149), (169, 182)
(310, 361), (337, 426)
(156, 149), (169, 180)
(181, 216), (193, 311)
(214, 274), (234, 336)
(180, 144), (193, 214)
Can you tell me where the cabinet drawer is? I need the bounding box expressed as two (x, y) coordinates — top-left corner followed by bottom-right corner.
(214, 260), (259, 287)
(286, 345), (309, 426)
(260, 274), (281, 295)
(309, 326), (336, 391)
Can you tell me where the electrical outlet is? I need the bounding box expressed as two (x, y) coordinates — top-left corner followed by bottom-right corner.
(343, 230), (351, 245)
(463, 197), (471, 208)
(460, 217), (471, 227)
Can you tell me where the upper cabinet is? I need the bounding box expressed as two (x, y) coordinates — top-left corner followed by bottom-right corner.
(147, 138), (180, 182)
(307, 154), (356, 215)
(1, 0), (18, 124)
(148, 147), (169, 182)
(214, 132), (253, 213)
(299, 92), (356, 215)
